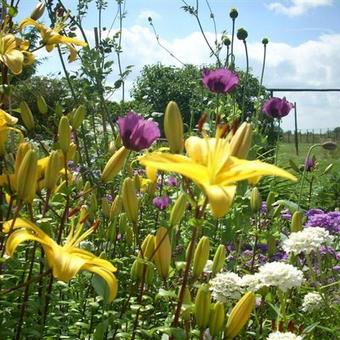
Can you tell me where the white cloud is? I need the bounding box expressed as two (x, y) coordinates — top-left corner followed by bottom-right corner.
(137, 9), (161, 22)
(267, 0), (333, 17)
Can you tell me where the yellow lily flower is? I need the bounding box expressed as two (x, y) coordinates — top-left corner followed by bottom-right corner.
(0, 33), (34, 74)
(19, 18), (87, 62)
(3, 217), (118, 302)
(139, 136), (296, 218)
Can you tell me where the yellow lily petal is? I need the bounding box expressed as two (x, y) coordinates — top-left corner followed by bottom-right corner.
(203, 184), (236, 218)
(19, 18), (41, 31)
(0, 109), (18, 126)
(146, 166), (157, 182)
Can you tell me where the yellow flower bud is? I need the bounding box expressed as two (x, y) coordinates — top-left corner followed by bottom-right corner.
(154, 227), (171, 279)
(134, 173), (141, 191)
(118, 212), (127, 234)
(164, 101), (184, 153)
(15, 142), (32, 174)
(17, 149), (38, 203)
(19, 101), (35, 131)
(229, 122), (252, 159)
(141, 234), (155, 259)
(37, 95), (48, 114)
(65, 142), (77, 162)
(291, 211), (303, 232)
(30, 1), (45, 20)
(102, 198), (111, 218)
(101, 146), (129, 182)
(267, 235), (276, 257)
(58, 116), (71, 153)
(122, 177), (139, 224)
(180, 286), (192, 321)
(211, 244), (225, 274)
(169, 193), (187, 227)
(250, 187), (262, 213)
(44, 150), (63, 191)
(225, 292), (255, 339)
(107, 222), (116, 241)
(209, 302), (225, 337)
(110, 195), (122, 220)
(126, 226), (134, 246)
(266, 191), (276, 213)
(71, 105), (86, 130)
(192, 236), (210, 278)
(195, 284), (211, 329)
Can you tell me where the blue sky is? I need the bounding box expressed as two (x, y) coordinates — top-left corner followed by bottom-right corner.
(18, 0), (340, 131)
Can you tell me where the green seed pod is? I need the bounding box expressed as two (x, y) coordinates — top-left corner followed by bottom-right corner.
(122, 177), (139, 224)
(164, 101), (184, 153)
(229, 8), (238, 19)
(209, 302), (225, 337)
(262, 37), (269, 45)
(195, 284), (211, 330)
(37, 95), (48, 114)
(237, 28), (248, 40)
(250, 187), (262, 213)
(58, 116), (71, 153)
(17, 150), (38, 203)
(290, 210), (303, 232)
(169, 193), (187, 227)
(266, 191), (276, 213)
(192, 236), (210, 278)
(19, 101), (35, 131)
(211, 244), (225, 274)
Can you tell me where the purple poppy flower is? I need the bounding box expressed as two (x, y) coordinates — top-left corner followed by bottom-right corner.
(153, 196), (171, 210)
(202, 68), (239, 94)
(117, 112), (160, 151)
(304, 157), (315, 172)
(262, 97), (294, 119)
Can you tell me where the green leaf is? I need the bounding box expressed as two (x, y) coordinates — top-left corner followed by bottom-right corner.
(94, 319), (109, 340)
(156, 288), (177, 300)
(91, 274), (110, 303)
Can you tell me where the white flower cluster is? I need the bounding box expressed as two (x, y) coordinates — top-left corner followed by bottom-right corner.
(240, 262), (304, 293)
(209, 272), (243, 302)
(302, 291), (323, 312)
(267, 331), (302, 340)
(282, 227), (334, 255)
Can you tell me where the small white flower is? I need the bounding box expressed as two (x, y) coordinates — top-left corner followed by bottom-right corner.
(302, 291), (323, 312)
(240, 273), (263, 292)
(267, 331), (302, 340)
(203, 260), (214, 273)
(209, 272), (242, 302)
(257, 262), (304, 292)
(282, 227), (334, 255)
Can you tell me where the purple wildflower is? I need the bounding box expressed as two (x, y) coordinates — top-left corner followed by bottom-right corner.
(202, 68), (239, 94)
(281, 209), (292, 221)
(260, 202), (268, 215)
(165, 176), (178, 187)
(153, 196), (171, 210)
(304, 157), (316, 172)
(262, 97), (294, 119)
(306, 208), (324, 217)
(305, 210), (340, 233)
(117, 112), (160, 151)
(106, 194), (113, 203)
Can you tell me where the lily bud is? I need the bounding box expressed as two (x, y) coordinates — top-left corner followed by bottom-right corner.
(267, 235), (276, 257)
(110, 195), (122, 220)
(58, 116), (71, 153)
(44, 150), (63, 191)
(169, 193), (187, 227)
(229, 122), (252, 159)
(15, 142), (32, 173)
(266, 191), (276, 213)
(118, 212), (127, 234)
(17, 150), (38, 203)
(71, 105), (86, 130)
(211, 244), (225, 274)
(192, 236), (210, 278)
(164, 101), (184, 153)
(65, 142), (77, 162)
(122, 177), (139, 224)
(154, 227), (171, 279)
(126, 226), (134, 246)
(37, 95), (48, 114)
(290, 211), (303, 232)
(101, 198), (111, 218)
(250, 187), (262, 213)
(141, 234), (155, 259)
(180, 286), (192, 321)
(19, 101), (35, 131)
(101, 146), (129, 182)
(209, 302), (225, 337)
(195, 284), (211, 329)
(225, 292), (255, 339)
(30, 1), (45, 20)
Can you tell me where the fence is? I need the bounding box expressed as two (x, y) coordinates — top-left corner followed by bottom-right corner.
(282, 129), (340, 144)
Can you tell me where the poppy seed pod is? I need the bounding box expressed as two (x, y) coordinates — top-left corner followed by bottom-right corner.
(58, 116), (71, 153)
(37, 95), (48, 114)
(192, 236), (210, 278)
(225, 291), (255, 339)
(321, 141), (336, 151)
(229, 8), (238, 19)
(122, 177), (139, 224)
(44, 150), (63, 191)
(17, 150), (38, 203)
(101, 146), (129, 182)
(290, 211), (303, 233)
(262, 37), (269, 45)
(71, 105), (86, 130)
(229, 122), (252, 159)
(223, 36), (231, 46)
(164, 101), (184, 153)
(237, 28), (248, 41)
(153, 227), (171, 279)
(211, 244), (226, 274)
(20, 101), (35, 131)
(209, 302), (225, 337)
(250, 187), (262, 213)
(195, 284), (211, 329)
(30, 1), (45, 20)
(169, 193), (188, 227)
